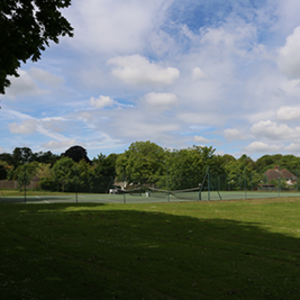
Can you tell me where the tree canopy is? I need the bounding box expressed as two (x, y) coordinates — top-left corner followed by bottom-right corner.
(2, 143), (300, 193)
(0, 0), (73, 94)
(62, 145), (91, 163)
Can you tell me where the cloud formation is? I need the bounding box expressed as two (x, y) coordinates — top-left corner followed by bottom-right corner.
(90, 96), (115, 109)
(250, 120), (298, 140)
(143, 92), (179, 110)
(3, 0), (300, 159)
(278, 26), (300, 79)
(9, 120), (37, 134)
(194, 136), (210, 144)
(192, 67), (208, 81)
(244, 142), (282, 153)
(108, 55), (180, 86)
(276, 106), (300, 121)
(224, 128), (245, 142)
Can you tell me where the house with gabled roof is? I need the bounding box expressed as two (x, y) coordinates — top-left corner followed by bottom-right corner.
(264, 166), (297, 186)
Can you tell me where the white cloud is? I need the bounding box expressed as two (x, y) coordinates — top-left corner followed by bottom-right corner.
(41, 118), (67, 133)
(66, 0), (173, 54)
(278, 26), (300, 79)
(28, 68), (63, 87)
(5, 68), (63, 98)
(6, 70), (48, 98)
(42, 139), (80, 151)
(247, 110), (276, 123)
(224, 128), (245, 141)
(108, 54), (180, 86)
(250, 120), (297, 140)
(194, 136), (210, 143)
(143, 92), (179, 110)
(285, 143), (300, 152)
(199, 23), (257, 55)
(90, 95), (115, 109)
(178, 112), (225, 125)
(5, 1), (300, 158)
(244, 141), (282, 153)
(192, 67), (208, 81)
(9, 120), (37, 134)
(276, 106), (300, 121)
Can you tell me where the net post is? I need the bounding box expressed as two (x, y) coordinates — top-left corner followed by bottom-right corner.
(123, 166), (126, 203)
(75, 164), (78, 203)
(199, 167), (208, 201)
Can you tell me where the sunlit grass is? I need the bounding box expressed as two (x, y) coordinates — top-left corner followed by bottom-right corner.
(1, 198), (300, 299)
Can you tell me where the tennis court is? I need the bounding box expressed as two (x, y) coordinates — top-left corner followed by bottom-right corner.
(1, 189), (300, 204)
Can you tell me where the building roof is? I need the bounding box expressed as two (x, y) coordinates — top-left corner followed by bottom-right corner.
(264, 167), (297, 182)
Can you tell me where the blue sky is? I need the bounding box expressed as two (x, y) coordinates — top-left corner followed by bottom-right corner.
(2, 0), (300, 160)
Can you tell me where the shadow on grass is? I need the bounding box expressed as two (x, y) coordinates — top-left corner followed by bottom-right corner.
(1, 203), (300, 299)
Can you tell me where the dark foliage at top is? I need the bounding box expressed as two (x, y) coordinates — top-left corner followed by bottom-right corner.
(62, 145), (91, 163)
(0, 0), (73, 94)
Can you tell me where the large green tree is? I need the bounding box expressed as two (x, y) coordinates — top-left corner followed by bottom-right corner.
(163, 146), (222, 191)
(225, 155), (263, 191)
(51, 156), (75, 192)
(92, 153), (118, 192)
(116, 141), (165, 185)
(0, 0), (73, 94)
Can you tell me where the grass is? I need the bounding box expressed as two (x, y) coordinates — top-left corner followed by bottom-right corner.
(1, 198), (300, 299)
(0, 189), (74, 197)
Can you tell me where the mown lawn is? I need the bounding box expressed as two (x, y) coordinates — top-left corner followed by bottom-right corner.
(1, 198), (300, 299)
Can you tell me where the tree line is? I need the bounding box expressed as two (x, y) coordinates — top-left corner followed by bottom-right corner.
(1, 141), (300, 192)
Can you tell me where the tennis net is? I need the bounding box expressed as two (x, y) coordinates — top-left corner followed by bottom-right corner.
(149, 187), (200, 200)
(115, 187), (143, 197)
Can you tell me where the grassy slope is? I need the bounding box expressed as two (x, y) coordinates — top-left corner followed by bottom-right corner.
(1, 198), (300, 299)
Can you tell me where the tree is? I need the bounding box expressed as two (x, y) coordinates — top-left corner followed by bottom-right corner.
(0, 152), (14, 167)
(0, 0), (73, 94)
(12, 147), (35, 166)
(92, 153), (118, 192)
(35, 151), (59, 165)
(51, 156), (75, 192)
(116, 141), (165, 185)
(62, 146), (91, 163)
(163, 146), (221, 191)
(9, 161), (39, 190)
(0, 160), (13, 180)
(225, 155), (263, 191)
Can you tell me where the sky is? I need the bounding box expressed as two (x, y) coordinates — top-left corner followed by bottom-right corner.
(2, 0), (300, 160)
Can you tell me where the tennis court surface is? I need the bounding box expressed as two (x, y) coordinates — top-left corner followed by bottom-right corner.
(1, 190), (300, 204)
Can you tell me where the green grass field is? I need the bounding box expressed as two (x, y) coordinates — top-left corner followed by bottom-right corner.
(1, 197), (300, 299)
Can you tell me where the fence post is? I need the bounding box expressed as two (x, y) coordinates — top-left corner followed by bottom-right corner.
(297, 170), (299, 192)
(244, 166), (247, 200)
(228, 175), (230, 191)
(208, 167), (210, 201)
(167, 166), (170, 202)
